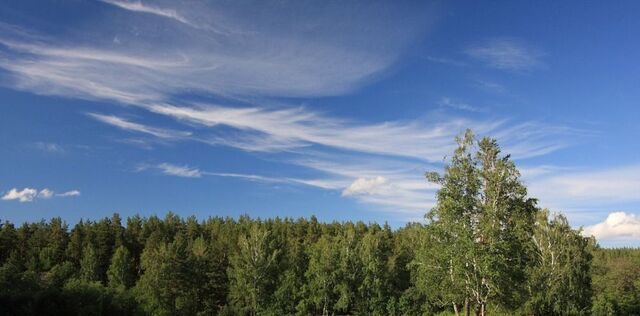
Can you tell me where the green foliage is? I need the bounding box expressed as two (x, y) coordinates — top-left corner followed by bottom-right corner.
(591, 248), (640, 315)
(0, 211), (631, 316)
(80, 243), (100, 282)
(108, 245), (136, 290)
(418, 130), (538, 315)
(228, 223), (280, 315)
(524, 210), (594, 315)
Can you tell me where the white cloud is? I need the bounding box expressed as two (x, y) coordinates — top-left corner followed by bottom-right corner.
(425, 56), (467, 67)
(147, 103), (572, 161)
(295, 157), (440, 216)
(0, 2), (430, 101)
(519, 165), (564, 179)
(113, 102), (577, 217)
(100, 0), (196, 28)
(138, 162), (347, 191)
(57, 190), (81, 197)
(438, 97), (483, 112)
(38, 188), (54, 199)
(138, 158), (436, 217)
(34, 142), (64, 153)
(88, 113), (191, 139)
(0, 5), (587, 218)
(202, 171), (346, 190)
(343, 176), (389, 196)
(466, 38), (543, 71)
(583, 212), (640, 241)
(529, 165), (640, 209)
(157, 163), (202, 178)
(1, 187), (80, 202)
(2, 188), (38, 202)
(473, 79), (507, 94)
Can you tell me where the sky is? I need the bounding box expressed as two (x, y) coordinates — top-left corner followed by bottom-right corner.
(1, 0), (639, 247)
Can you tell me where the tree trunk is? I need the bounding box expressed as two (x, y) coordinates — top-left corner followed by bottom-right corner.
(464, 298), (471, 316)
(322, 300), (328, 316)
(453, 302), (460, 316)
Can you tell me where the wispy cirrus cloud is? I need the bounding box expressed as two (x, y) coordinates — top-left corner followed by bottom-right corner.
(138, 158), (436, 216)
(88, 113), (191, 139)
(146, 103), (573, 161)
(1, 187), (80, 202)
(425, 55), (467, 67)
(100, 0), (195, 27)
(33, 142), (65, 153)
(57, 190), (81, 197)
(157, 163), (202, 178)
(466, 38), (544, 71)
(141, 162), (347, 191)
(0, 1), (430, 101)
(0, 3), (584, 217)
(472, 78), (508, 94)
(136, 162), (202, 178)
(438, 97), (484, 113)
(528, 165), (640, 209)
(292, 156), (440, 214)
(88, 101), (579, 217)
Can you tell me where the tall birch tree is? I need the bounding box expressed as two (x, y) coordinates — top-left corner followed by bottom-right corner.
(420, 130), (537, 315)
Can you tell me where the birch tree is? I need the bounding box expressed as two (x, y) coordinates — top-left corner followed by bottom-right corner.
(420, 130), (537, 315)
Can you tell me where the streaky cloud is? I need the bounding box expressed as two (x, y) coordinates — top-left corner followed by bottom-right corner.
(57, 190), (81, 197)
(528, 164), (640, 209)
(0, 1), (430, 100)
(156, 163), (202, 178)
(466, 38), (544, 71)
(147, 103), (572, 162)
(88, 113), (191, 139)
(100, 0), (195, 27)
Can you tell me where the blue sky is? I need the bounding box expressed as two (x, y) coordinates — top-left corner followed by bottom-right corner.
(1, 0), (639, 246)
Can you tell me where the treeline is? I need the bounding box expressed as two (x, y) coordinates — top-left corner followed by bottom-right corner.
(0, 213), (418, 315)
(0, 214), (637, 315)
(1, 131), (638, 315)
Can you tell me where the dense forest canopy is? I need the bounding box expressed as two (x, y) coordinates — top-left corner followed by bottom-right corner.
(1, 132), (638, 316)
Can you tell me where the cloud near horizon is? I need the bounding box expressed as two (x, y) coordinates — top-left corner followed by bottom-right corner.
(1, 187), (80, 202)
(583, 212), (640, 242)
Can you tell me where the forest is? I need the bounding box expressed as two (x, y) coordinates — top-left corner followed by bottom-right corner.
(1, 131), (638, 316)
